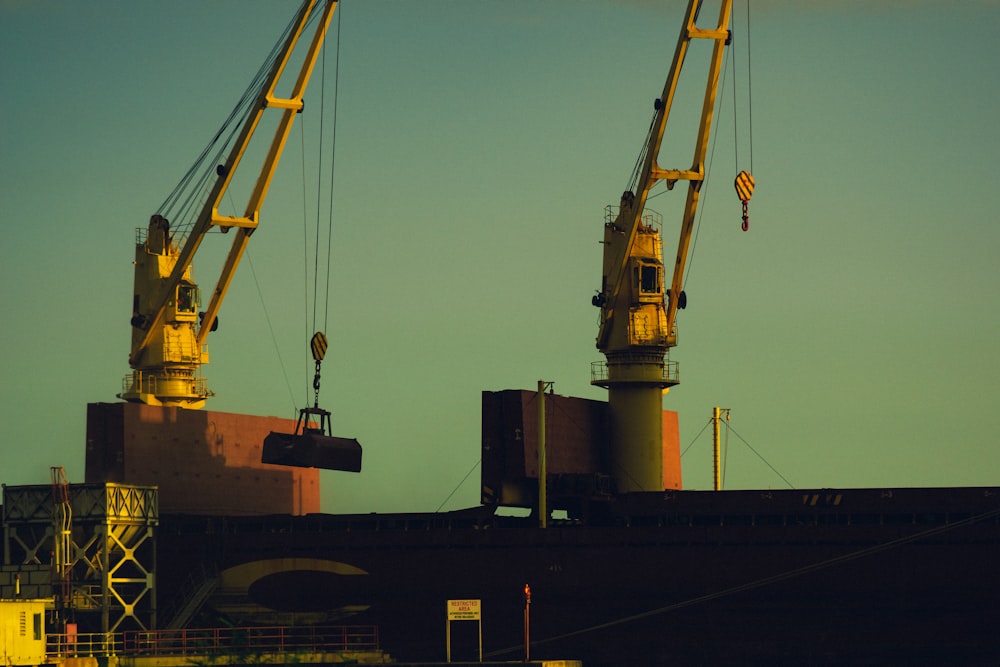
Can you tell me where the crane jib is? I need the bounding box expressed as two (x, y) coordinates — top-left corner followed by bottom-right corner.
(122, 0), (340, 409)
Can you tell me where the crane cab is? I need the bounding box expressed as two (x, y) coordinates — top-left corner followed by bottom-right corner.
(174, 282), (199, 322)
(120, 215), (211, 408)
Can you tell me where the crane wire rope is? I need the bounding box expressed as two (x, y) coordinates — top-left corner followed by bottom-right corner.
(246, 250), (299, 412)
(301, 117), (312, 409)
(322, 8), (343, 337)
(304, 32), (328, 404)
(214, 168), (300, 413)
(156, 9), (301, 244)
(627, 112), (660, 199)
(310, 42), (326, 338)
(745, 0), (755, 175)
(312, 7), (341, 348)
(297, 3), (341, 407)
(732, 0), (754, 178)
(732, 18), (741, 174)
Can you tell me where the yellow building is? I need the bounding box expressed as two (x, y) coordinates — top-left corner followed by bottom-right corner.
(0, 599), (49, 666)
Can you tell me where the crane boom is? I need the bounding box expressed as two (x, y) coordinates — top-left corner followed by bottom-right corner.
(121, 0), (338, 409)
(592, 0), (733, 493)
(596, 0), (731, 351)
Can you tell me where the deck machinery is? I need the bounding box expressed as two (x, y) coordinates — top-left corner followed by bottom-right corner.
(592, 0), (735, 493)
(116, 0), (360, 474)
(120, 0), (337, 410)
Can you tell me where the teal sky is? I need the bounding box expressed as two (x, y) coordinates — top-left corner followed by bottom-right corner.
(2, 0), (999, 514)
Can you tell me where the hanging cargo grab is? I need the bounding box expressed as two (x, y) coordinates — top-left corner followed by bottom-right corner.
(262, 406), (362, 472)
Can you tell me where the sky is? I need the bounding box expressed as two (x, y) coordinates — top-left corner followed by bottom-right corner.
(2, 0), (999, 514)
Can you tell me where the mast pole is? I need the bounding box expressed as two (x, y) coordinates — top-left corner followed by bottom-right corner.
(538, 380), (549, 528)
(713, 407), (721, 491)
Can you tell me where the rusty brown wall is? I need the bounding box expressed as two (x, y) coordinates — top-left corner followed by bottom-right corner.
(85, 402), (319, 515)
(663, 408), (681, 490)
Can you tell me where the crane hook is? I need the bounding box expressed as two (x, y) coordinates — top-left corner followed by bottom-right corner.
(734, 170), (755, 232)
(310, 331), (328, 409)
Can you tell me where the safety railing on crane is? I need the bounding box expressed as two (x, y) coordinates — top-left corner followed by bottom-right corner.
(590, 358), (679, 385)
(604, 204), (662, 234)
(121, 370), (211, 400)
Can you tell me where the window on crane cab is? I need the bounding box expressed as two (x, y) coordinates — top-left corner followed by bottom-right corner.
(633, 261), (662, 301)
(175, 283), (198, 320)
(640, 264), (659, 293)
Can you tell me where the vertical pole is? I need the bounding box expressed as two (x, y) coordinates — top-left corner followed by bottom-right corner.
(523, 584), (531, 662)
(538, 380), (547, 529)
(446, 618), (451, 663)
(102, 520), (110, 639)
(713, 406), (721, 491)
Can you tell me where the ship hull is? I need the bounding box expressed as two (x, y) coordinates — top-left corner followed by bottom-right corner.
(157, 487), (1000, 665)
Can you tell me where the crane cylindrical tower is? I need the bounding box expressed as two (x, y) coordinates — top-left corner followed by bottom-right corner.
(592, 205), (678, 492)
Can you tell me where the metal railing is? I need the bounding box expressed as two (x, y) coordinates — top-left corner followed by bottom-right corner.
(47, 632), (122, 658)
(590, 358), (679, 385)
(47, 625), (379, 658)
(604, 204), (662, 232)
(121, 370), (211, 400)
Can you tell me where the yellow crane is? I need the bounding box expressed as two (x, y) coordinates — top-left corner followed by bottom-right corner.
(592, 0), (742, 492)
(121, 0), (339, 409)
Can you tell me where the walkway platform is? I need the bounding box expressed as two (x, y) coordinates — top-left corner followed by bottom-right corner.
(46, 626), (581, 667)
(54, 657), (580, 667)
